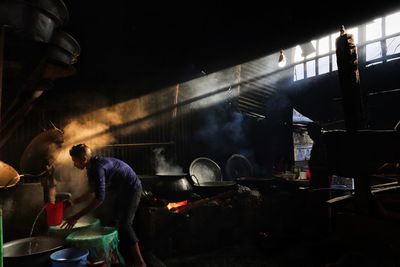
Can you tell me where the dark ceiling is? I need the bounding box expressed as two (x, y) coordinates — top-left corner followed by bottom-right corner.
(60, 1), (400, 93)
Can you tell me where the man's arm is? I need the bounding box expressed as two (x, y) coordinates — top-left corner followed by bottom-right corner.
(61, 196), (103, 230)
(73, 191), (94, 205)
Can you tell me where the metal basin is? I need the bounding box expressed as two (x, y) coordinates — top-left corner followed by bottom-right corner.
(192, 181), (237, 197)
(4, 236), (64, 267)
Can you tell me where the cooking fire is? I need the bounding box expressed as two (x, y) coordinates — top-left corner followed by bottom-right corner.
(166, 200), (188, 211)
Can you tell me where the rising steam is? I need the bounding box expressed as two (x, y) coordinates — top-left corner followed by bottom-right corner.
(153, 147), (183, 174)
(52, 109), (122, 198)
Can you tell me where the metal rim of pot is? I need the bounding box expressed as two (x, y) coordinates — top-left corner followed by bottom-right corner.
(190, 157), (237, 195)
(155, 173), (189, 178)
(0, 174), (20, 189)
(3, 236), (65, 258)
(0, 161), (21, 189)
(189, 157), (223, 183)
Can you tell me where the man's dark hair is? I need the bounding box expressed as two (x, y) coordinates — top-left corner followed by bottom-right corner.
(69, 144), (92, 158)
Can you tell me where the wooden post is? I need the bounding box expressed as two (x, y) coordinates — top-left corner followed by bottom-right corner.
(335, 25), (367, 131)
(336, 25), (370, 214)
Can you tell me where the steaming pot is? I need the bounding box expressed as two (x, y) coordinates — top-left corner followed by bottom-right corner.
(152, 173), (192, 202)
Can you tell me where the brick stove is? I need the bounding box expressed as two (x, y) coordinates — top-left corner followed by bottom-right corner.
(136, 186), (265, 259)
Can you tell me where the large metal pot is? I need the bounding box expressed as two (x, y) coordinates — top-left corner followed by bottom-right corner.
(3, 236), (65, 267)
(0, 161), (20, 188)
(0, 0), (69, 43)
(152, 173), (193, 202)
(191, 180), (237, 197)
(48, 31), (81, 65)
(189, 157), (237, 197)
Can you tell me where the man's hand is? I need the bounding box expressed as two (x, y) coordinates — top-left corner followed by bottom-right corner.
(61, 216), (79, 230)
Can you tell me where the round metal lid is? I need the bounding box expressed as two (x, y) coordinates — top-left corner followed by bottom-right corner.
(225, 154), (253, 180)
(189, 157), (222, 185)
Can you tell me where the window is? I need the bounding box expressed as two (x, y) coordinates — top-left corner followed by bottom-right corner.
(294, 64), (304, 81)
(294, 45), (304, 63)
(318, 36), (330, 55)
(385, 11), (400, 35)
(383, 12), (400, 62)
(306, 60), (316, 77)
(318, 56), (329, 74)
(305, 41), (317, 59)
(366, 18), (382, 41)
(331, 54), (337, 71)
(386, 36), (400, 55)
(347, 27), (359, 44)
(292, 10), (400, 81)
(366, 42), (382, 61)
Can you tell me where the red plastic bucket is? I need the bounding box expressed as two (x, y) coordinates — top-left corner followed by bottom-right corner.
(45, 202), (64, 226)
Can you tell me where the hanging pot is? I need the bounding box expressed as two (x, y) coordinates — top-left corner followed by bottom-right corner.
(152, 173), (193, 202)
(48, 31), (81, 66)
(0, 0), (69, 43)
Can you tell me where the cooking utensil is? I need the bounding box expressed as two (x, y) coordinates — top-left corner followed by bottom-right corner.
(225, 154), (253, 180)
(152, 173), (192, 202)
(0, 0), (68, 43)
(191, 180), (237, 197)
(0, 161), (20, 188)
(3, 236), (64, 267)
(189, 157), (222, 183)
(190, 158), (237, 196)
(48, 31), (81, 65)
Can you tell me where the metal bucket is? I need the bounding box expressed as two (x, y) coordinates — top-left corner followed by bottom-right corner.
(3, 236), (64, 267)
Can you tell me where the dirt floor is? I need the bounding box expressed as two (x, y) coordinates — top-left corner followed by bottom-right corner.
(143, 231), (400, 267)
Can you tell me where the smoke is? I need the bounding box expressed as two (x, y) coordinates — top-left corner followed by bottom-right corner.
(52, 109), (122, 198)
(153, 147), (183, 174)
(222, 112), (245, 143)
(195, 111), (247, 153)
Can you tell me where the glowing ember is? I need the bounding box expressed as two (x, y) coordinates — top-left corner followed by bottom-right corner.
(166, 200), (188, 210)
